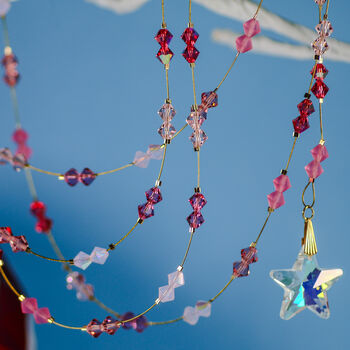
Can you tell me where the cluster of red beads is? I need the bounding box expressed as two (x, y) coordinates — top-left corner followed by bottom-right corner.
(305, 143), (329, 181)
(12, 128), (32, 160)
(30, 201), (53, 234)
(64, 168), (96, 187)
(267, 173), (292, 210)
(138, 187), (162, 221)
(292, 97), (315, 134)
(233, 246), (258, 278)
(86, 313), (147, 338)
(311, 63), (329, 100)
(235, 18), (261, 53)
(181, 27), (199, 63)
(155, 28), (173, 65)
(1, 52), (19, 86)
(187, 192), (207, 230)
(0, 227), (28, 252)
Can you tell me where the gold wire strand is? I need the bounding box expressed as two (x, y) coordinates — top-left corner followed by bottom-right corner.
(308, 62), (318, 94)
(148, 316), (183, 326)
(47, 232), (72, 272)
(302, 180), (316, 208)
(90, 296), (122, 319)
(10, 87), (21, 129)
(50, 320), (85, 331)
(26, 248), (73, 264)
(318, 4), (322, 23)
(180, 230), (195, 267)
(172, 123), (188, 139)
(209, 275), (236, 303)
(191, 64), (197, 108)
(156, 142), (168, 182)
(253, 0), (264, 19)
(325, 0), (330, 17)
(108, 220), (139, 251)
(165, 66), (170, 101)
(253, 211), (272, 246)
(1, 16), (10, 47)
(215, 53), (240, 92)
(96, 163), (134, 176)
(0, 265), (21, 297)
(189, 0), (192, 26)
(26, 164), (62, 177)
(285, 136), (298, 171)
(319, 101), (324, 142)
(197, 150), (200, 188)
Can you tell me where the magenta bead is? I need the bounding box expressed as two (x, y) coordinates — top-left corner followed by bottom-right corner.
(236, 35), (252, 53)
(311, 144), (329, 162)
(267, 191), (285, 209)
(21, 298), (38, 314)
(243, 18), (261, 37)
(12, 129), (28, 144)
(273, 175), (291, 193)
(34, 307), (51, 324)
(305, 160), (324, 179)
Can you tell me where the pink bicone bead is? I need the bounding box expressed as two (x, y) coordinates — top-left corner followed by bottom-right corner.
(273, 175), (291, 193)
(311, 144), (329, 162)
(305, 160), (324, 179)
(21, 298), (38, 314)
(34, 308), (51, 324)
(12, 129), (28, 144)
(235, 35), (252, 53)
(243, 18), (261, 37)
(267, 191), (285, 209)
(16, 144), (32, 159)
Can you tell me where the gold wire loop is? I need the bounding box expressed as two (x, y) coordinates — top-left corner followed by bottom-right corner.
(301, 180), (316, 208)
(302, 205), (315, 221)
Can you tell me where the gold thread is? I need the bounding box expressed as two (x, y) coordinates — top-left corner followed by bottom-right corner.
(148, 316), (183, 326)
(253, 0), (264, 19)
(253, 211), (272, 246)
(285, 137), (298, 171)
(319, 101), (324, 142)
(172, 123), (188, 139)
(197, 149), (200, 188)
(302, 180), (316, 208)
(215, 53), (240, 91)
(51, 320), (85, 331)
(27, 248), (73, 264)
(156, 142), (168, 182)
(0, 266), (21, 297)
(180, 230), (195, 267)
(308, 62), (318, 94)
(209, 275), (236, 303)
(107, 220), (139, 251)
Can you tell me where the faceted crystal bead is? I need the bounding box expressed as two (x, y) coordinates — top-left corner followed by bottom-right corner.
(155, 29), (173, 45)
(12, 153), (27, 171)
(182, 46), (200, 63)
(186, 109), (207, 129)
(121, 312), (137, 330)
(0, 0), (10, 16)
(273, 174), (291, 192)
(156, 47), (174, 65)
(293, 116), (310, 134)
(133, 151), (150, 168)
(90, 247), (109, 265)
(101, 316), (119, 335)
(35, 218), (52, 234)
(201, 91), (218, 110)
(2, 54), (19, 86)
(10, 235), (28, 252)
(311, 144), (329, 162)
(312, 37), (328, 56)
(190, 129), (208, 149)
(315, 20), (333, 37)
(158, 103), (176, 122)
(0, 227), (12, 244)
(189, 193), (207, 211)
(86, 319), (102, 338)
(297, 99), (315, 117)
(181, 27), (199, 45)
(73, 251), (92, 270)
(158, 122), (176, 141)
(21, 298), (38, 314)
(80, 168), (96, 186)
(267, 191), (285, 209)
(183, 306), (199, 325)
(34, 308), (51, 324)
(147, 144), (164, 160)
(64, 168), (79, 186)
(168, 271), (185, 288)
(305, 160), (324, 179)
(138, 202), (154, 220)
(243, 18), (261, 37)
(311, 63), (328, 79)
(311, 79), (329, 99)
(30, 201), (46, 218)
(158, 285), (175, 302)
(233, 261), (250, 277)
(145, 187), (162, 204)
(235, 35), (252, 53)
(241, 247), (258, 264)
(196, 301), (211, 317)
(135, 315), (148, 333)
(15, 144), (32, 160)
(12, 129), (28, 144)
(187, 211), (204, 228)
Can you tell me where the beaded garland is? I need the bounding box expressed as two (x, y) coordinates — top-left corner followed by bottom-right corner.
(0, 0), (343, 340)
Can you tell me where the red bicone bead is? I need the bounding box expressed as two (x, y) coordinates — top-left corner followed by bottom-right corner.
(145, 187), (162, 204)
(311, 63), (328, 79)
(311, 79), (329, 99)
(181, 27), (199, 45)
(187, 211), (204, 229)
(86, 319), (102, 338)
(189, 193), (207, 211)
(233, 261), (249, 277)
(30, 201), (46, 218)
(138, 202), (154, 220)
(297, 99), (315, 117)
(101, 316), (119, 335)
(12, 129), (28, 144)
(64, 168), (79, 186)
(156, 47), (174, 65)
(182, 46), (199, 63)
(293, 116), (310, 134)
(10, 235), (28, 252)
(155, 29), (173, 45)
(35, 218), (52, 234)
(80, 168), (96, 186)
(201, 91), (218, 110)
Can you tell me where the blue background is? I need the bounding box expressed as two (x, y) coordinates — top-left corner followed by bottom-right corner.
(0, 0), (349, 349)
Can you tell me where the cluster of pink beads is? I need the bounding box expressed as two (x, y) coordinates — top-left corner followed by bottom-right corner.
(12, 128), (32, 160)
(0, 227), (28, 252)
(235, 18), (261, 53)
(30, 201), (53, 234)
(267, 173), (292, 210)
(86, 313), (148, 338)
(233, 246), (258, 278)
(138, 186), (163, 221)
(305, 143), (329, 180)
(64, 168), (96, 187)
(21, 297), (51, 324)
(2, 52), (19, 86)
(312, 6), (333, 56)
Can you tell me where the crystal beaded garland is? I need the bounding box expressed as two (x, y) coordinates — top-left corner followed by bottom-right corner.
(181, 27), (200, 63)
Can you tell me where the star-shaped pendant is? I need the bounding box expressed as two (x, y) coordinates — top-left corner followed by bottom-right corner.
(270, 247), (343, 320)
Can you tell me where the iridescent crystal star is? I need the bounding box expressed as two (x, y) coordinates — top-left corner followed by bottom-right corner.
(270, 247), (343, 320)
